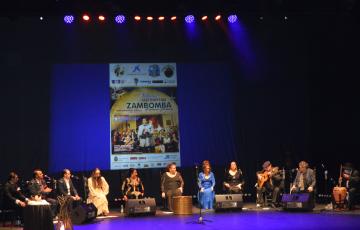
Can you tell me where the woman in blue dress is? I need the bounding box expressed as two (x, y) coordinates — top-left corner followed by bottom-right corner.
(198, 164), (215, 209)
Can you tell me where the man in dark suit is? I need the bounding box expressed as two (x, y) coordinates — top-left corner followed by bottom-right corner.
(28, 169), (58, 217)
(3, 172), (28, 224)
(57, 169), (81, 202)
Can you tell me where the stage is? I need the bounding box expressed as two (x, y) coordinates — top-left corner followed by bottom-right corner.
(2, 204), (360, 230)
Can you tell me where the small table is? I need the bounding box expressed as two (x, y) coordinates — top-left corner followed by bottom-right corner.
(24, 205), (54, 230)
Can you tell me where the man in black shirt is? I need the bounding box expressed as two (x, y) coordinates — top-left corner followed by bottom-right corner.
(3, 172), (28, 224)
(339, 163), (360, 210)
(256, 161), (283, 208)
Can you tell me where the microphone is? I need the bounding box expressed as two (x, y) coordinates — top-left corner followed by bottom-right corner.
(71, 175), (80, 180)
(324, 170), (328, 180)
(44, 175), (51, 180)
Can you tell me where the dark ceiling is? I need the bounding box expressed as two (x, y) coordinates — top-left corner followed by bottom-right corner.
(1, 0), (359, 17)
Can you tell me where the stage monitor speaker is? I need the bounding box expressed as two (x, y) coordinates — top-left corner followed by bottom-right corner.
(215, 194), (243, 211)
(71, 203), (97, 224)
(125, 198), (156, 216)
(281, 193), (314, 211)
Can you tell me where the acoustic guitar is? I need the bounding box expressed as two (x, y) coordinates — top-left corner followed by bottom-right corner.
(257, 167), (279, 188)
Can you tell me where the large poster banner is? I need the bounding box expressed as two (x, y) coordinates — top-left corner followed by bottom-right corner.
(110, 63), (180, 169)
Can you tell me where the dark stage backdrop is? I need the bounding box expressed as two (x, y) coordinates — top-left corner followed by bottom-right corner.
(1, 13), (359, 202)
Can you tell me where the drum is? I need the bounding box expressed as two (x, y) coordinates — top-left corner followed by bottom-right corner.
(332, 186), (347, 204)
(173, 196), (192, 215)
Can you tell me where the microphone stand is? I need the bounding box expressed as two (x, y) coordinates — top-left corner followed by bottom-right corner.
(82, 173), (88, 203)
(160, 170), (168, 211)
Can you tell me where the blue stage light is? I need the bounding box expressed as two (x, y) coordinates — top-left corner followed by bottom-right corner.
(227, 15), (238, 23)
(64, 15), (74, 24)
(115, 15), (126, 24)
(185, 15), (195, 24)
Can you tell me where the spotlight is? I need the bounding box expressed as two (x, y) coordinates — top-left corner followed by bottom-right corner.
(170, 16), (177, 21)
(146, 16), (153, 21)
(215, 15), (221, 21)
(98, 15), (105, 21)
(82, 14), (90, 21)
(64, 15), (74, 24)
(158, 16), (165, 21)
(227, 14), (237, 23)
(39, 16), (44, 21)
(201, 16), (208, 21)
(185, 15), (194, 24)
(284, 16), (288, 20)
(134, 16), (141, 21)
(115, 15), (126, 24)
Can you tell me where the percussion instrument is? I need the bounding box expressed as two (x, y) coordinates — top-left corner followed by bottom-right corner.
(173, 196), (192, 215)
(333, 164), (348, 210)
(332, 186), (347, 205)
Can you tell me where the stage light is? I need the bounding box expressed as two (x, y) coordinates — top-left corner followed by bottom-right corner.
(39, 16), (44, 21)
(170, 16), (177, 21)
(82, 14), (90, 21)
(98, 15), (105, 21)
(185, 15), (194, 24)
(215, 15), (221, 21)
(115, 15), (125, 24)
(284, 16), (288, 20)
(227, 14), (237, 23)
(146, 16), (153, 21)
(134, 16), (141, 21)
(201, 16), (208, 21)
(64, 15), (74, 24)
(158, 16), (165, 21)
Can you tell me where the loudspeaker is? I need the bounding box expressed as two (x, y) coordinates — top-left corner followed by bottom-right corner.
(281, 193), (314, 211)
(125, 198), (156, 216)
(71, 203), (97, 224)
(215, 194), (243, 211)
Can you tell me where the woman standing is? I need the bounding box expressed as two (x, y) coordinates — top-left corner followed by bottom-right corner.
(223, 161), (245, 194)
(87, 168), (109, 216)
(121, 168), (144, 200)
(198, 164), (215, 210)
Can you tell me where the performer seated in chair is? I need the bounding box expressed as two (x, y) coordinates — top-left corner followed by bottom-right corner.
(256, 161), (283, 208)
(338, 163), (360, 210)
(223, 161), (245, 194)
(87, 168), (110, 216)
(291, 161), (316, 206)
(28, 169), (58, 217)
(161, 162), (184, 211)
(291, 161), (316, 193)
(3, 172), (29, 225)
(122, 168), (144, 201)
(198, 163), (215, 210)
(57, 169), (81, 209)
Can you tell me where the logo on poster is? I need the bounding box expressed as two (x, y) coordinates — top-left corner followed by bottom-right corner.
(162, 65), (175, 78)
(114, 65), (125, 77)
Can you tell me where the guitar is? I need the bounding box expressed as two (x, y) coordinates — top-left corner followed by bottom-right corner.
(257, 167), (279, 188)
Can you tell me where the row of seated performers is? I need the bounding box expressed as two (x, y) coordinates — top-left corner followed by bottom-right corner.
(2, 161), (359, 226)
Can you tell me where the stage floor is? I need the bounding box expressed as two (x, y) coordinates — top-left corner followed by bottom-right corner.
(1, 203), (360, 230)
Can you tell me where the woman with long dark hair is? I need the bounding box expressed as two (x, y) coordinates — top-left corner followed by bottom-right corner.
(87, 168), (109, 216)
